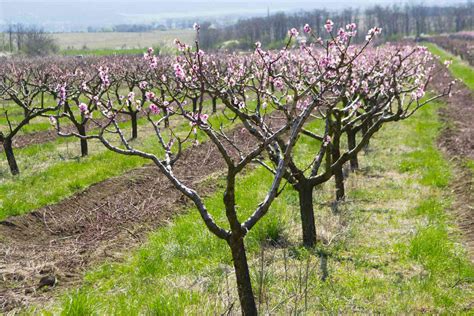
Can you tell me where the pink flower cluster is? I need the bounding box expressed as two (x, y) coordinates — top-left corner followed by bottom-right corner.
(145, 91), (155, 101)
(56, 84), (67, 106)
(303, 24), (311, 33)
(324, 20), (334, 32)
(144, 47), (158, 69)
(174, 63), (186, 81)
(412, 87), (425, 100)
(98, 66), (110, 88)
(366, 27), (382, 41)
(288, 28), (299, 37)
(149, 103), (160, 114)
(139, 81), (148, 89)
(174, 39), (190, 52)
(189, 112), (209, 126)
(79, 102), (88, 113)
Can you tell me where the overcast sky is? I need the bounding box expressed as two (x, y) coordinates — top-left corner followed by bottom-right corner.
(0, 0), (468, 31)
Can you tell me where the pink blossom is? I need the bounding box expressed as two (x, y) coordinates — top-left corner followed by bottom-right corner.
(337, 28), (348, 42)
(412, 87), (425, 100)
(323, 135), (332, 145)
(255, 41), (262, 49)
(289, 28), (299, 37)
(56, 84), (67, 106)
(139, 81), (148, 89)
(79, 103), (88, 113)
(149, 103), (160, 114)
(200, 114), (209, 122)
(145, 91), (155, 101)
(346, 23), (357, 31)
(189, 113), (209, 126)
(273, 78), (284, 90)
(128, 91), (135, 102)
(98, 66), (110, 88)
(175, 41), (189, 52)
(174, 63), (186, 80)
(303, 24), (311, 33)
(324, 20), (334, 33)
(296, 99), (309, 110)
(366, 27), (382, 41)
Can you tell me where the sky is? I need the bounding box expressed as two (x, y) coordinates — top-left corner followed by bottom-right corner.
(0, 0), (469, 32)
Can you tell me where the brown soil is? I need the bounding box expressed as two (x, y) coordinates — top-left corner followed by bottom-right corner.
(431, 61), (474, 261)
(0, 115), (286, 313)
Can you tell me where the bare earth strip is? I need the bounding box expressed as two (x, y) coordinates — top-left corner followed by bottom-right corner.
(431, 62), (474, 261)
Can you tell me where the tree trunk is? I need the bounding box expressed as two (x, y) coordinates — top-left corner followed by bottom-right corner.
(331, 121), (345, 201)
(297, 184), (316, 248)
(332, 137), (345, 201)
(4, 138), (19, 175)
(347, 129), (358, 171)
(192, 97), (198, 113)
(77, 125), (88, 157)
(212, 96), (217, 113)
(334, 166), (345, 201)
(131, 111), (138, 139)
(228, 235), (258, 315)
(361, 121), (370, 152)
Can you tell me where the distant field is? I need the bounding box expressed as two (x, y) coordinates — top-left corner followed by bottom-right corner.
(52, 29), (195, 50)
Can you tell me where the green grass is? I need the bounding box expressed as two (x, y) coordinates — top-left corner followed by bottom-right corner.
(424, 42), (474, 90)
(36, 98), (473, 314)
(466, 160), (474, 173)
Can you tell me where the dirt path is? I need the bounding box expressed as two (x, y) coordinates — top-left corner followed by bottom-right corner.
(431, 62), (474, 261)
(0, 115), (285, 313)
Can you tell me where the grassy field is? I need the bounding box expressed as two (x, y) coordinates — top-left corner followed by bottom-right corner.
(53, 29), (194, 51)
(424, 42), (474, 90)
(33, 99), (473, 314)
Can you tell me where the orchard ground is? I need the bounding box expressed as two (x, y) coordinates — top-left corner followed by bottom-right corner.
(53, 29), (194, 53)
(0, 42), (473, 313)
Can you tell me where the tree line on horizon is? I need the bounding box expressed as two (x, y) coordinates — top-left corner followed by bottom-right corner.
(0, 2), (472, 56)
(198, 3), (474, 49)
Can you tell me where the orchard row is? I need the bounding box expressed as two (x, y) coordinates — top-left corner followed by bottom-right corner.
(0, 21), (451, 314)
